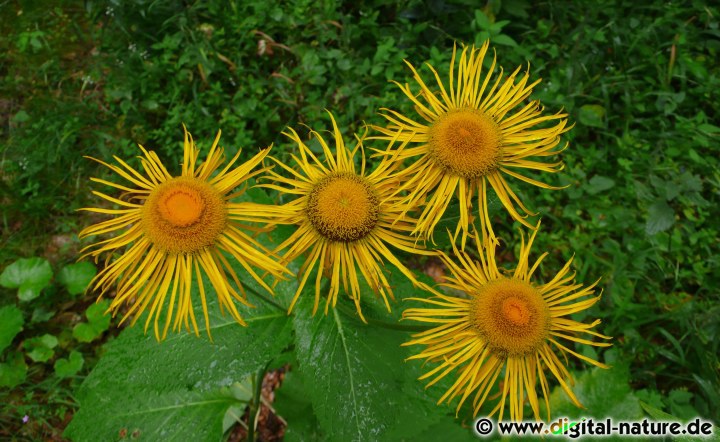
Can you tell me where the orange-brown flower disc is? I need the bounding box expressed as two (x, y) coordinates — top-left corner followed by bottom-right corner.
(142, 177), (226, 253)
(471, 277), (550, 358)
(306, 172), (379, 242)
(428, 108), (502, 179)
(158, 187), (204, 227)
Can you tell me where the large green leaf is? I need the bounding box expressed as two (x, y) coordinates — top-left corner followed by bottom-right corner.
(273, 369), (325, 442)
(66, 188), (297, 441)
(291, 287), (465, 441)
(65, 297), (293, 441)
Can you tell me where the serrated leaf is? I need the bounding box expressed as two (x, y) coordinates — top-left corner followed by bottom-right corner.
(274, 370), (325, 442)
(678, 172), (702, 193)
(0, 351), (27, 387)
(586, 175), (616, 194)
(0, 257), (53, 302)
(645, 200), (675, 235)
(54, 350), (85, 378)
(64, 297), (294, 441)
(57, 262), (97, 296)
(0, 305), (24, 354)
(291, 290), (459, 441)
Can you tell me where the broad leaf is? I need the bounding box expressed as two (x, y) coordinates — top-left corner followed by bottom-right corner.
(72, 300), (112, 343)
(24, 333), (58, 363)
(645, 200), (675, 235)
(291, 290), (460, 441)
(0, 257), (53, 302)
(587, 175), (616, 195)
(67, 189), (297, 441)
(578, 104), (606, 128)
(57, 262), (97, 296)
(54, 350), (85, 378)
(64, 297), (293, 441)
(273, 370), (325, 442)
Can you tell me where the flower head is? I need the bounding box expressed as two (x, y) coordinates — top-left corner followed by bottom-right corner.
(260, 112), (433, 320)
(403, 224), (610, 421)
(79, 127), (289, 340)
(373, 41), (570, 246)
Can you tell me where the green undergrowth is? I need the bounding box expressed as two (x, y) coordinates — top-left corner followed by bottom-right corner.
(1, 0), (718, 440)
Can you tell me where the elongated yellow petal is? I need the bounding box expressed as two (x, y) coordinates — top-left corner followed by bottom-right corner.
(403, 223), (609, 422)
(370, 41), (570, 245)
(79, 127), (289, 341)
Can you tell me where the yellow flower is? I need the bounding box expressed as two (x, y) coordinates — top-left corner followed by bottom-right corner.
(260, 112), (433, 321)
(79, 127), (289, 340)
(403, 224), (610, 421)
(373, 41), (571, 246)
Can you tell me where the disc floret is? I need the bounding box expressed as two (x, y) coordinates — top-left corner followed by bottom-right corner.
(142, 177), (227, 254)
(429, 108), (503, 179)
(471, 277), (550, 358)
(306, 173), (379, 242)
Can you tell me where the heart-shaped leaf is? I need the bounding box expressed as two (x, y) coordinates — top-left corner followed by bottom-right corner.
(72, 300), (111, 343)
(0, 258), (53, 302)
(24, 334), (59, 363)
(54, 351), (85, 378)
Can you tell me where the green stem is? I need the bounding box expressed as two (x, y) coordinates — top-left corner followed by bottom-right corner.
(247, 363), (269, 442)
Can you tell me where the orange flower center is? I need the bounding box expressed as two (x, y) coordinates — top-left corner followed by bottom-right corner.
(306, 173), (379, 242)
(502, 297), (530, 326)
(157, 188), (205, 227)
(428, 108), (502, 179)
(471, 277), (549, 358)
(142, 177), (226, 253)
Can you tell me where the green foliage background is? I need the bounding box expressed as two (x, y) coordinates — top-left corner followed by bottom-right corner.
(1, 0), (718, 440)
